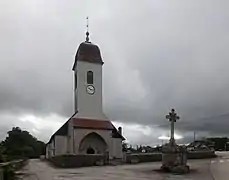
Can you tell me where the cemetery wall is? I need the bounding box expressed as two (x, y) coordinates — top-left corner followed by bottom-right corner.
(126, 153), (161, 164)
(50, 154), (107, 168)
(187, 151), (217, 159)
(126, 151), (216, 164)
(49, 151), (216, 167)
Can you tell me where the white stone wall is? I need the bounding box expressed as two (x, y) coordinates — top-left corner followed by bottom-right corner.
(73, 128), (122, 159)
(45, 144), (49, 159)
(78, 133), (107, 154)
(68, 118), (76, 154)
(74, 61), (108, 120)
(46, 126), (123, 159)
(112, 138), (123, 159)
(73, 128), (111, 153)
(50, 140), (55, 157)
(54, 135), (68, 156)
(46, 140), (55, 159)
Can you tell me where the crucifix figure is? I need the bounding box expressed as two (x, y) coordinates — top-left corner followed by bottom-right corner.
(166, 109), (180, 145)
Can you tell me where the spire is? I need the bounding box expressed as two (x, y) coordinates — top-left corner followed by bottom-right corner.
(86, 16), (90, 42)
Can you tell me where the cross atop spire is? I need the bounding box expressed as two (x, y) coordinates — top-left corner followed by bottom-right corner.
(86, 16), (90, 42)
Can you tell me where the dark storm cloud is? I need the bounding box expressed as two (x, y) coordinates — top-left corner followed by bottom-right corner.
(1, 0), (229, 142)
(0, 0), (81, 117)
(102, 0), (229, 136)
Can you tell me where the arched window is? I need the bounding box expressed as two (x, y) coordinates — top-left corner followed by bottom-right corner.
(87, 71), (93, 84)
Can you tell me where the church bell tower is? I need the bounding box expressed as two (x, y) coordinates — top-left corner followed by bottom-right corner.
(72, 30), (107, 120)
(46, 20), (124, 159)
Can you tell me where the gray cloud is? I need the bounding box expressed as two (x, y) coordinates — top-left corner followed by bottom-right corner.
(1, 0), (229, 144)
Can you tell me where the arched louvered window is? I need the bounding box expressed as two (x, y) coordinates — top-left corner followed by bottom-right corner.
(87, 71), (93, 84)
(74, 73), (77, 89)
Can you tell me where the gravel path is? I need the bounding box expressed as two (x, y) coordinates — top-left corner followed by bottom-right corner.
(16, 159), (214, 180)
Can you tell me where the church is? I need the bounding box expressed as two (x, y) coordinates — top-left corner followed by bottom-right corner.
(45, 31), (125, 160)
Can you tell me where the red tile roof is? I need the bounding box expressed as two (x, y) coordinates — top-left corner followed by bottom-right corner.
(72, 118), (114, 130)
(72, 117), (125, 140)
(47, 113), (126, 145)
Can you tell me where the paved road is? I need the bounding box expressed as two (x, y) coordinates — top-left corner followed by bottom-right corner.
(210, 151), (229, 180)
(17, 152), (229, 180)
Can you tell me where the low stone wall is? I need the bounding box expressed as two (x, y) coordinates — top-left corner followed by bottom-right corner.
(50, 154), (107, 168)
(126, 153), (161, 164)
(0, 159), (28, 180)
(126, 151), (216, 164)
(49, 151), (216, 167)
(187, 151), (217, 159)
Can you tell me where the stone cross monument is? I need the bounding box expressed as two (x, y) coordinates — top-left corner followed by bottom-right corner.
(166, 109), (180, 145)
(161, 109), (189, 174)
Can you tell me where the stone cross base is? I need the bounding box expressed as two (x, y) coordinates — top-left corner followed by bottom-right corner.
(161, 143), (189, 174)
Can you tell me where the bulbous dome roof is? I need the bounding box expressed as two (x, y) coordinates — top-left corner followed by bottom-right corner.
(72, 41), (104, 70)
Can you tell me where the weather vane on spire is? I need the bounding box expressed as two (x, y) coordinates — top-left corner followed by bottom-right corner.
(86, 16), (89, 42)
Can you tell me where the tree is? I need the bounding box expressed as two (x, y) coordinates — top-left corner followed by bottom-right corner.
(1, 127), (46, 160)
(122, 142), (128, 152)
(206, 137), (228, 151)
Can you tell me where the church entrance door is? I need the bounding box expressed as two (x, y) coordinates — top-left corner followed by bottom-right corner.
(86, 147), (95, 154)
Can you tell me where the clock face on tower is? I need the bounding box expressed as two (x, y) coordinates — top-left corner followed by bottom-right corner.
(86, 85), (95, 95)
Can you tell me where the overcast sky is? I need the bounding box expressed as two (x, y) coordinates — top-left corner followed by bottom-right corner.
(1, 0), (229, 146)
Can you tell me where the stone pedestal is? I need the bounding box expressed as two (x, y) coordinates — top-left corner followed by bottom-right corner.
(161, 143), (189, 174)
